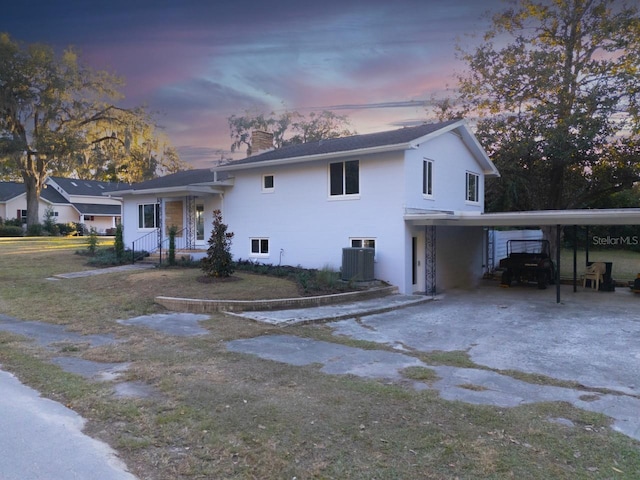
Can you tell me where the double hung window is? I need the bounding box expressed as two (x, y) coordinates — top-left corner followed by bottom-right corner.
(138, 203), (159, 229)
(423, 159), (433, 197)
(466, 172), (479, 203)
(251, 238), (269, 256)
(330, 160), (359, 197)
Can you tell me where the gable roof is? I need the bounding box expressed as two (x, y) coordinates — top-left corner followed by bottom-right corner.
(111, 168), (229, 196)
(215, 119), (499, 177)
(0, 182), (26, 202)
(0, 181), (68, 204)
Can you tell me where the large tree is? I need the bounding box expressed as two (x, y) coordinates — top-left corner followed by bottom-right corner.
(228, 110), (355, 155)
(0, 33), (186, 227)
(455, 0), (640, 213)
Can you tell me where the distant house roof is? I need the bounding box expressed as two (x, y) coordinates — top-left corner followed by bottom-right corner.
(215, 119), (499, 177)
(0, 181), (68, 204)
(72, 203), (121, 216)
(40, 186), (69, 204)
(0, 182), (25, 202)
(49, 177), (130, 196)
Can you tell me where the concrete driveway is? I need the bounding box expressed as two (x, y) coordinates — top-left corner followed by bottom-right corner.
(228, 282), (640, 441)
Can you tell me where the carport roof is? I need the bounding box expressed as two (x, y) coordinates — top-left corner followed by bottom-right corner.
(404, 208), (640, 226)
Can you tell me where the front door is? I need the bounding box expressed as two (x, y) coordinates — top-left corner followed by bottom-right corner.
(196, 203), (205, 245)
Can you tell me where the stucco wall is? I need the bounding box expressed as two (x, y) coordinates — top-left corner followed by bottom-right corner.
(222, 151), (409, 289)
(404, 131), (485, 212)
(436, 226), (485, 290)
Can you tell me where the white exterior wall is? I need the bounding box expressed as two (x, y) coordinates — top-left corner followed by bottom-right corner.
(404, 131), (485, 213)
(222, 151), (410, 289)
(436, 226), (485, 290)
(121, 193), (222, 247)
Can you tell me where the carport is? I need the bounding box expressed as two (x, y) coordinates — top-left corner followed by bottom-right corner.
(405, 208), (640, 303)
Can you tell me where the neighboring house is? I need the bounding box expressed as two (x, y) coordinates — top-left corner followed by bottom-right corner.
(0, 177), (126, 233)
(114, 119), (500, 295)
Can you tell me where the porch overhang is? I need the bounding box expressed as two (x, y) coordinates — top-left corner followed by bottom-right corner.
(109, 185), (226, 197)
(404, 208), (640, 227)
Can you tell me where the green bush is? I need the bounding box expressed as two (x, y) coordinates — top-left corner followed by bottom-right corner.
(0, 225), (24, 237)
(26, 224), (43, 236)
(114, 224), (125, 261)
(57, 223), (78, 236)
(201, 210), (235, 278)
(86, 228), (99, 255)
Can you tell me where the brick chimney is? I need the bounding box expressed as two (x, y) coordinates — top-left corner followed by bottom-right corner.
(250, 130), (274, 156)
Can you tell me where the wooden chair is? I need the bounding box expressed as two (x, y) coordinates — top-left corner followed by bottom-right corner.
(582, 262), (606, 290)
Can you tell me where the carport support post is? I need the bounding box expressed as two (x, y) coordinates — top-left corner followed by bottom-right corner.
(573, 225), (577, 293)
(556, 224), (561, 304)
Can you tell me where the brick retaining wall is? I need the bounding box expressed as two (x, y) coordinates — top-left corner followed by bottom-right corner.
(155, 286), (399, 313)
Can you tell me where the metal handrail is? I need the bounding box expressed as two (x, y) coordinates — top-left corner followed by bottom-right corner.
(131, 229), (160, 264)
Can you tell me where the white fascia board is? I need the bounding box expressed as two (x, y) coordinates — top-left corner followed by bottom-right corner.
(110, 185), (225, 197)
(404, 209), (640, 226)
(214, 143), (412, 172)
(408, 120), (499, 178)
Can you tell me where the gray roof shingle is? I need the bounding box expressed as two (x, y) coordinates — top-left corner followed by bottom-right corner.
(49, 177), (130, 195)
(110, 168), (217, 192)
(223, 119), (462, 167)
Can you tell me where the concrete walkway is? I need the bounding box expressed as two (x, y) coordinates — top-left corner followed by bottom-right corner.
(49, 263), (154, 279)
(0, 369), (137, 480)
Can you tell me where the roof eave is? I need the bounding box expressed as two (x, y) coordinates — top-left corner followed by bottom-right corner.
(405, 209), (640, 226)
(214, 143), (412, 172)
(111, 185), (226, 197)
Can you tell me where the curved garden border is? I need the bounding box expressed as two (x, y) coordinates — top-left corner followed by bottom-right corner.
(155, 285), (399, 314)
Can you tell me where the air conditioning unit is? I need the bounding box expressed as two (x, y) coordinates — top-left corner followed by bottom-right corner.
(342, 247), (375, 281)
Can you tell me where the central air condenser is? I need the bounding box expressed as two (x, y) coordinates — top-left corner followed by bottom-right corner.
(341, 247), (375, 281)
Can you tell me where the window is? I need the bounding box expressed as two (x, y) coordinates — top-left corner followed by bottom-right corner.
(423, 159), (433, 197)
(330, 160), (359, 196)
(351, 238), (376, 251)
(262, 174), (274, 192)
(250, 238), (269, 256)
(138, 203), (159, 229)
(17, 209), (27, 224)
(466, 172), (479, 203)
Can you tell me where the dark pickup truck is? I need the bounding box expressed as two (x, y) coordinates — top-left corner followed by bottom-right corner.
(499, 239), (556, 289)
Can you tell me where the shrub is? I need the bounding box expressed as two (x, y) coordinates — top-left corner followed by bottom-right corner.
(0, 225), (23, 237)
(26, 224), (43, 236)
(57, 223), (78, 236)
(114, 224), (125, 262)
(168, 225), (177, 266)
(86, 228), (99, 255)
(201, 210), (234, 277)
(42, 206), (58, 235)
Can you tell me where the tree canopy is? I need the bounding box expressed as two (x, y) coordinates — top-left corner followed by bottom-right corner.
(0, 33), (188, 226)
(454, 0), (640, 212)
(228, 110), (355, 155)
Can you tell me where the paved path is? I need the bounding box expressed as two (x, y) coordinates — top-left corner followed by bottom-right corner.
(49, 263), (154, 279)
(0, 369), (137, 480)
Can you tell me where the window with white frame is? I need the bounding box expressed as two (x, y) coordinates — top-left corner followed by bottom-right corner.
(250, 238), (269, 256)
(329, 160), (359, 197)
(423, 158), (434, 197)
(138, 203), (159, 229)
(262, 174), (274, 192)
(351, 238), (376, 251)
(466, 172), (479, 203)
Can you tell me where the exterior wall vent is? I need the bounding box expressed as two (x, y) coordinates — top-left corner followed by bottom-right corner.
(341, 247), (375, 281)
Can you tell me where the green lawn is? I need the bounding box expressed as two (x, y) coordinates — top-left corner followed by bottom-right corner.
(1, 238), (639, 479)
(559, 248), (640, 281)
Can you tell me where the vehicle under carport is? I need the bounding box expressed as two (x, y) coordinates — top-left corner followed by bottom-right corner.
(404, 208), (640, 303)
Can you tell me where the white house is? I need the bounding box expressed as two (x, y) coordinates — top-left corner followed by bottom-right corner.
(0, 177), (125, 233)
(113, 119), (500, 294)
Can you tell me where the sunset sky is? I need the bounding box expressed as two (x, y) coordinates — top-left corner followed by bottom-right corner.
(1, 0), (506, 167)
